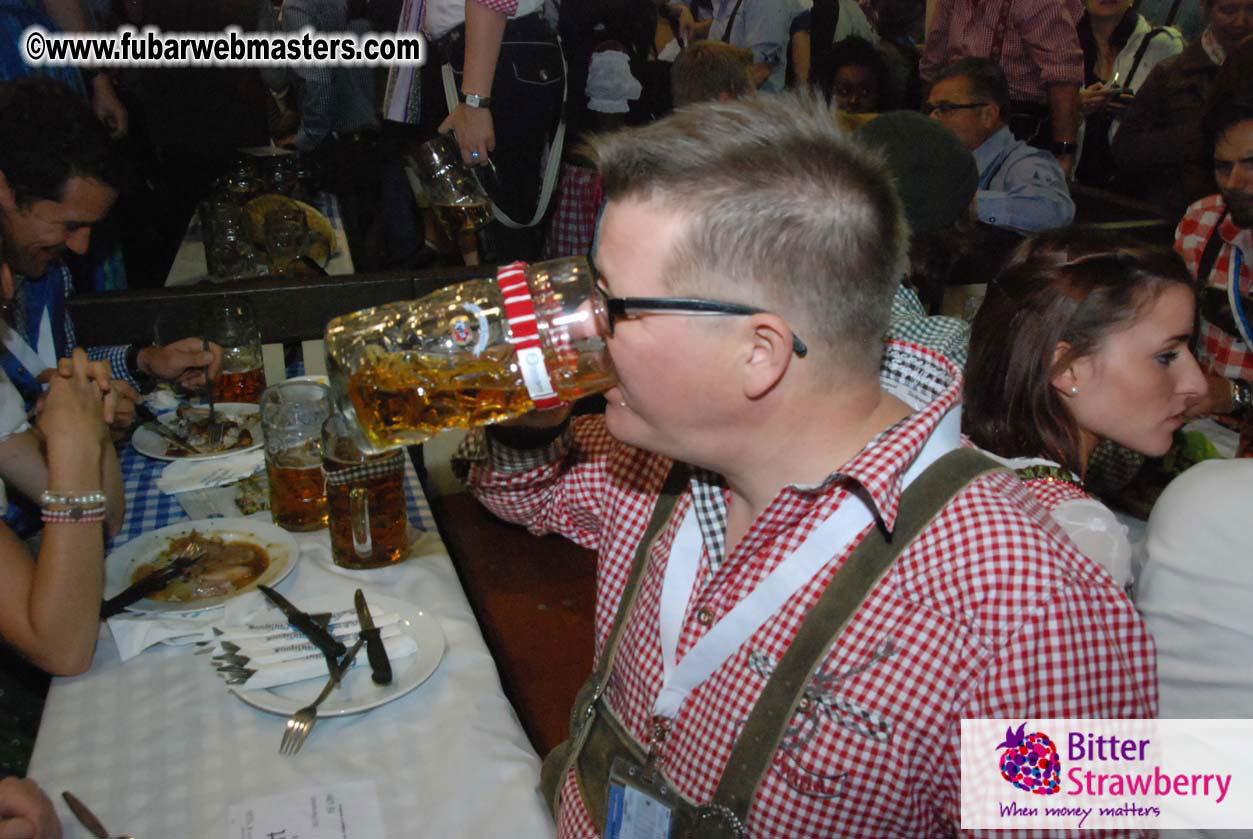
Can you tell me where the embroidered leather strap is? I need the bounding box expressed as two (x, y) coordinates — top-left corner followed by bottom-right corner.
(539, 462), (690, 814)
(696, 448), (1003, 836)
(547, 449), (1002, 835)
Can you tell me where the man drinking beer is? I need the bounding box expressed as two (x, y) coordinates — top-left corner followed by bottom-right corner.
(456, 91), (1156, 838)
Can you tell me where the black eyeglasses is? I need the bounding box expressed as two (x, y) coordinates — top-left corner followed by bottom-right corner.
(922, 100), (989, 116)
(599, 292), (809, 358)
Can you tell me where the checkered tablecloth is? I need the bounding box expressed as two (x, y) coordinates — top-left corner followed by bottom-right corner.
(111, 442), (430, 548)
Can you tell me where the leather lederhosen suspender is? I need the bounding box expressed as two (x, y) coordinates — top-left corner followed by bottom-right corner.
(541, 448), (1003, 837)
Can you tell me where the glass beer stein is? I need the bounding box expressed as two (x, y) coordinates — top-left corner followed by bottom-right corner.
(411, 134), (493, 238)
(322, 414), (408, 568)
(261, 380), (331, 531)
(325, 256), (616, 453)
(205, 296), (266, 403)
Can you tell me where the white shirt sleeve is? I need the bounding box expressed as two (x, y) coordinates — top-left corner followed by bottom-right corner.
(1050, 496), (1134, 592)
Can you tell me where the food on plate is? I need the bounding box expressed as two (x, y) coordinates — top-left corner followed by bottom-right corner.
(163, 405), (258, 456)
(234, 474), (270, 515)
(132, 531), (271, 601)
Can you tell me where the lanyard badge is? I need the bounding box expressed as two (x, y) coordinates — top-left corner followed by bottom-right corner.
(606, 756), (679, 839)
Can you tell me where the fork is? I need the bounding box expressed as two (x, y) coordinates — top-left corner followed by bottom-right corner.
(279, 638), (364, 755)
(203, 337), (223, 447)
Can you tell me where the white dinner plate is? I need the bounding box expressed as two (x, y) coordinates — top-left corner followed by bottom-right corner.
(132, 403), (263, 462)
(104, 518), (299, 614)
(231, 592), (446, 716)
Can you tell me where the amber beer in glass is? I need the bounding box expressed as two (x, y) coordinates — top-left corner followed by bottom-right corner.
(205, 296), (267, 403)
(322, 415), (407, 568)
(215, 368), (267, 403)
(325, 256), (616, 453)
(261, 380), (331, 531)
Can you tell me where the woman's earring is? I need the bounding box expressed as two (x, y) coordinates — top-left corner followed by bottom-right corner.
(1069, 385), (1079, 396)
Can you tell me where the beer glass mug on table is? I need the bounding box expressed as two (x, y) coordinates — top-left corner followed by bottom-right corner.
(261, 381), (331, 531)
(204, 296), (266, 403)
(264, 205), (309, 275)
(325, 256), (617, 453)
(322, 414), (408, 568)
(411, 134), (493, 239)
(199, 197), (261, 279)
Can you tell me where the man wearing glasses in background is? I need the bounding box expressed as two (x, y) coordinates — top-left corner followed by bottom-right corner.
(926, 57), (1075, 234)
(455, 92), (1154, 837)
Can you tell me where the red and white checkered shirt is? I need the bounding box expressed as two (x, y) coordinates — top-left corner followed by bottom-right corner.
(545, 164), (604, 260)
(461, 342), (1157, 839)
(1175, 193), (1253, 382)
(470, 0), (518, 15)
(920, 0), (1084, 104)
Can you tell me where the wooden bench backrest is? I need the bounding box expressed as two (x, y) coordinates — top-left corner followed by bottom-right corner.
(66, 266), (495, 348)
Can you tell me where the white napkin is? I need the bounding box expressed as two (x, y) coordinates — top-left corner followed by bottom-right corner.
(146, 388), (182, 412)
(232, 634), (418, 690)
(213, 593), (420, 690)
(106, 589), (271, 661)
(158, 449), (265, 494)
(107, 609), (220, 661)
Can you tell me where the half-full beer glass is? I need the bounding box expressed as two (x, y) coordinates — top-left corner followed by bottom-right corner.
(205, 296), (266, 403)
(261, 380), (331, 531)
(322, 414), (408, 568)
(325, 257), (616, 453)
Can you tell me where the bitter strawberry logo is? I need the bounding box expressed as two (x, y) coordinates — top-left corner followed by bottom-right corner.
(996, 722), (1061, 795)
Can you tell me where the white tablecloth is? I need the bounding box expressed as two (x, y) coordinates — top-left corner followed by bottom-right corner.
(26, 514), (554, 839)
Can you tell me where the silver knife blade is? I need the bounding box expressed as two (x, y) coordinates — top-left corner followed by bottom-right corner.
(61, 791), (109, 839)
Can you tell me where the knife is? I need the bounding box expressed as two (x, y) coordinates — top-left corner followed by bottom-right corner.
(354, 588), (392, 685)
(100, 549), (202, 618)
(61, 791), (110, 839)
(258, 585), (347, 675)
(134, 402), (207, 454)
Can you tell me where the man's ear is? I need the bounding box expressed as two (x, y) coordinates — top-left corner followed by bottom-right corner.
(982, 103), (1001, 132)
(0, 170), (17, 214)
(741, 313), (794, 400)
(0, 262), (15, 302)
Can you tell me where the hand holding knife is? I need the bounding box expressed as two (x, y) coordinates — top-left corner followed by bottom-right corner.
(355, 588), (392, 684)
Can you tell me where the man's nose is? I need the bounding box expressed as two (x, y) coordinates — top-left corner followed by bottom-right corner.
(65, 226), (91, 255)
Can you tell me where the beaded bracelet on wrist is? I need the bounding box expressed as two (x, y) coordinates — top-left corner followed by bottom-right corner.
(41, 506), (107, 524)
(39, 490), (108, 507)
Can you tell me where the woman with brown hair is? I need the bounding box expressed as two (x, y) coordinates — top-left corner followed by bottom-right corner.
(964, 230), (1208, 592)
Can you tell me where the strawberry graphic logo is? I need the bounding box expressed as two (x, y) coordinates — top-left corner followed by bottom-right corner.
(996, 722), (1061, 795)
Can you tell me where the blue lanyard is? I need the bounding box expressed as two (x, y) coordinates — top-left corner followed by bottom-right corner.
(1231, 248), (1252, 348)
